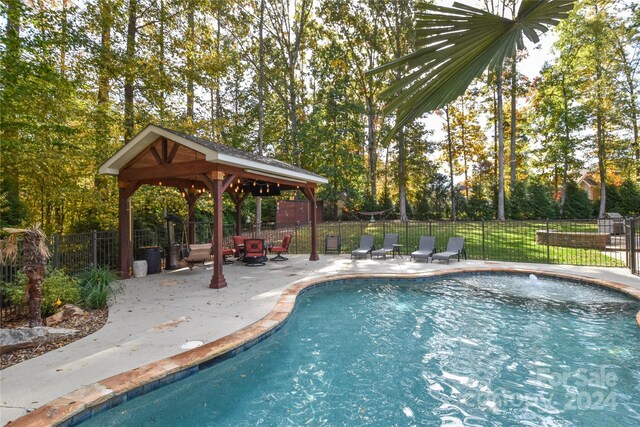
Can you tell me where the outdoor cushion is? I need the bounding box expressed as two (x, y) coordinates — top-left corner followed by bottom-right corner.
(411, 236), (436, 261)
(372, 234), (398, 259)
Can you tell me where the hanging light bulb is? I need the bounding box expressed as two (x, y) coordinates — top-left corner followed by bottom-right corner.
(159, 181), (162, 186)
(260, 187), (263, 194)
(277, 182), (280, 187)
(230, 182), (233, 188)
(253, 181), (256, 187)
(237, 178), (240, 184)
(181, 192), (185, 197)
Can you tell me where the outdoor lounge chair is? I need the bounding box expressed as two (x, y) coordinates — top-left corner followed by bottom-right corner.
(243, 239), (267, 266)
(371, 234), (399, 259)
(410, 236), (436, 262)
(431, 237), (466, 264)
(324, 234), (341, 254)
(269, 235), (291, 261)
(351, 235), (374, 259)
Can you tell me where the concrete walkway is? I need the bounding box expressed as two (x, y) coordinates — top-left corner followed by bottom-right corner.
(1, 255), (639, 425)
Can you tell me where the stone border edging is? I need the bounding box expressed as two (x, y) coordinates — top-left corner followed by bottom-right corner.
(7, 267), (640, 427)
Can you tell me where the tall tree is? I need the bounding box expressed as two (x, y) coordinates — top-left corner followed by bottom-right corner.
(369, 0), (574, 220)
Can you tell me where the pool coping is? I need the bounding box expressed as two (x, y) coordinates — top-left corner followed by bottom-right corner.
(6, 267), (640, 426)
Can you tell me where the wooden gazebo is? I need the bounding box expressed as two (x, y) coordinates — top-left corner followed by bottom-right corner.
(99, 124), (328, 289)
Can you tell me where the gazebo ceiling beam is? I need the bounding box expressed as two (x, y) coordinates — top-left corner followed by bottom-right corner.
(137, 177), (208, 190)
(220, 165), (316, 190)
(119, 160), (216, 181)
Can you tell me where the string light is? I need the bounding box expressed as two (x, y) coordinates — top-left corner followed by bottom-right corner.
(253, 181), (256, 187)
(260, 188), (263, 194)
(277, 182), (280, 187)
(230, 182), (233, 188)
(159, 181), (162, 186)
(237, 178), (240, 184)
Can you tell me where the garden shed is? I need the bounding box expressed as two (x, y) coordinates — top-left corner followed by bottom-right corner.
(99, 124), (328, 288)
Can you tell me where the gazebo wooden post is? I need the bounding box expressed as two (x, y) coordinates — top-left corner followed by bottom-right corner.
(302, 187), (319, 261)
(117, 180), (138, 278)
(185, 191), (199, 245)
(209, 171), (227, 289)
(230, 191), (249, 236)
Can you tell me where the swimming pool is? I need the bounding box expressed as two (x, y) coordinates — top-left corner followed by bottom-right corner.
(80, 273), (640, 426)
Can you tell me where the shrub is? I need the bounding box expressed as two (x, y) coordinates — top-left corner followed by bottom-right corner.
(78, 267), (125, 309)
(5, 269), (81, 316)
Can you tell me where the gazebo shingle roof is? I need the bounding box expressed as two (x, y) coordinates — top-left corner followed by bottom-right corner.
(153, 125), (326, 181)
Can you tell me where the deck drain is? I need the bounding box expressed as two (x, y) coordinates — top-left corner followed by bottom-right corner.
(181, 340), (204, 350)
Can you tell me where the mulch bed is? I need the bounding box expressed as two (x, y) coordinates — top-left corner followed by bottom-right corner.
(0, 309), (109, 370)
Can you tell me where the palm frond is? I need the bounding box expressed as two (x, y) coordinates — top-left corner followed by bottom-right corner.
(368, 0), (574, 142)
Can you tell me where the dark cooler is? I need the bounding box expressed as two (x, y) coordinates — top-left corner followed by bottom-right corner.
(138, 246), (162, 274)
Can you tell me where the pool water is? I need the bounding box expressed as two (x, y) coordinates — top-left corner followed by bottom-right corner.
(84, 274), (640, 426)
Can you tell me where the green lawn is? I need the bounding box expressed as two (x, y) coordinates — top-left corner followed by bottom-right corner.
(284, 221), (625, 267)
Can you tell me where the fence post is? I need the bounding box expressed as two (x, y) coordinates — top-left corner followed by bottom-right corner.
(546, 218), (551, 264)
(53, 233), (60, 269)
(360, 220), (364, 236)
(294, 223), (299, 254)
(429, 220), (432, 238)
(630, 218), (637, 274)
(383, 220), (386, 236)
(92, 230), (98, 267)
(482, 220), (486, 260)
(405, 221), (409, 255)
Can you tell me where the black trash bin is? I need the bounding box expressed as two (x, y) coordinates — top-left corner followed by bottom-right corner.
(138, 246), (162, 274)
(165, 244), (181, 270)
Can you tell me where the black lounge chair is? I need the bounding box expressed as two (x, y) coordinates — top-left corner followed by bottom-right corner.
(372, 234), (398, 259)
(431, 237), (466, 264)
(410, 236), (436, 262)
(351, 235), (374, 259)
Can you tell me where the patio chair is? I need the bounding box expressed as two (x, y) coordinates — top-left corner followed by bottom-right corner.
(410, 236), (436, 262)
(243, 239), (267, 266)
(431, 237), (466, 264)
(232, 235), (250, 260)
(269, 235), (291, 261)
(372, 234), (399, 259)
(351, 235), (374, 259)
(324, 234), (341, 254)
(222, 247), (235, 264)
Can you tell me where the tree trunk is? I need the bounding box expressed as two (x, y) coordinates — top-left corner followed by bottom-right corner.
(22, 228), (49, 328)
(97, 0), (112, 104)
(398, 127), (408, 221)
(256, 0), (265, 231)
(510, 58), (517, 193)
(123, 0), (137, 142)
(186, 1), (194, 120)
(597, 111), (607, 218)
(496, 67), (506, 220)
(560, 73), (570, 216)
(366, 96), (377, 205)
(446, 105), (456, 221)
(215, 15), (222, 144)
(289, 66), (298, 165)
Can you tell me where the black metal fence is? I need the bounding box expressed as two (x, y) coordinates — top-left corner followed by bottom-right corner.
(2, 218), (638, 322)
(2, 219), (637, 285)
(627, 218), (639, 276)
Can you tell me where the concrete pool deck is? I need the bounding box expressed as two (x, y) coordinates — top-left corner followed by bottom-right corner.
(1, 255), (639, 425)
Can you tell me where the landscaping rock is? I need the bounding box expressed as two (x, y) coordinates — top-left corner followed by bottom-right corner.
(0, 327), (77, 354)
(45, 304), (87, 326)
